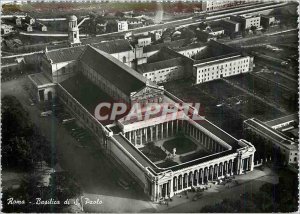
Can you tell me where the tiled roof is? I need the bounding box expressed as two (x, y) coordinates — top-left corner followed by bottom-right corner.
(88, 39), (133, 53)
(80, 45), (146, 96)
(137, 57), (183, 73)
(173, 42), (206, 52)
(45, 39), (132, 64)
(45, 46), (86, 64)
(143, 39), (187, 53)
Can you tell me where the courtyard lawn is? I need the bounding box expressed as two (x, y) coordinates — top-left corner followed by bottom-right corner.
(140, 143), (167, 162)
(180, 150), (210, 163)
(156, 160), (178, 168)
(163, 137), (197, 155)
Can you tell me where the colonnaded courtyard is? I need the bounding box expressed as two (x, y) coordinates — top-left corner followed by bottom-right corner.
(140, 135), (212, 168)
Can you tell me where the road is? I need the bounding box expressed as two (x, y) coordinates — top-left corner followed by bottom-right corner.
(160, 167), (278, 213)
(19, 31), (88, 37)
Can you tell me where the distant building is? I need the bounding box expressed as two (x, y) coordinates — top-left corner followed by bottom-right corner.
(201, 0), (247, 11)
(207, 27), (225, 36)
(23, 23), (33, 32)
(193, 41), (254, 84)
(126, 17), (142, 25)
(173, 42), (206, 58)
(13, 16), (22, 26)
(244, 117), (298, 165)
(128, 22), (143, 30)
(25, 15), (35, 25)
(221, 19), (241, 34)
(117, 21), (128, 32)
(196, 30), (217, 43)
(260, 15), (276, 28)
(231, 14), (261, 30)
(1, 57), (24, 75)
(96, 21), (108, 33)
(1, 24), (14, 35)
(137, 47), (194, 84)
(36, 22), (47, 31)
(135, 35), (152, 47)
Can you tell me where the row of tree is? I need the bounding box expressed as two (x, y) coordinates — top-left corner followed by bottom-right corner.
(2, 95), (54, 170)
(2, 95), (82, 212)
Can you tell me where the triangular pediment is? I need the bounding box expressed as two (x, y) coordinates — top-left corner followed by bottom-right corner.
(131, 85), (164, 99)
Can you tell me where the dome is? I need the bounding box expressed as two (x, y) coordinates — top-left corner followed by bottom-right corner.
(69, 15), (77, 21)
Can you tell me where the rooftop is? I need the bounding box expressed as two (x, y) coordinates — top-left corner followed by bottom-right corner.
(137, 57), (183, 73)
(84, 39), (132, 53)
(173, 42), (206, 52)
(143, 39), (187, 53)
(45, 46), (86, 64)
(244, 118), (297, 148)
(60, 74), (115, 125)
(28, 72), (53, 87)
(44, 39), (133, 64)
(193, 40), (241, 63)
(265, 114), (298, 128)
(222, 19), (240, 25)
(80, 45), (147, 96)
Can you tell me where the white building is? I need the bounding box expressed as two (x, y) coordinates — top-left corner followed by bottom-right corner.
(231, 15), (261, 30)
(136, 36), (152, 47)
(201, 0), (247, 11)
(244, 118), (298, 165)
(117, 21), (128, 32)
(192, 41), (254, 84)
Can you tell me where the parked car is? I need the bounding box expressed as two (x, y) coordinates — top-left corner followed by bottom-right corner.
(40, 110), (52, 117)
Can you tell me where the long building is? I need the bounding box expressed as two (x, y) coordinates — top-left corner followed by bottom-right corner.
(244, 117), (298, 165)
(28, 38), (256, 202)
(136, 40), (254, 85)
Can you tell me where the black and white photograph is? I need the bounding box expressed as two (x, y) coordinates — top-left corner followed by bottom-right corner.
(1, 0), (299, 213)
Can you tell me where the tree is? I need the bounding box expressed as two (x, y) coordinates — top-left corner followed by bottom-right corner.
(2, 96), (55, 170)
(198, 22), (208, 31)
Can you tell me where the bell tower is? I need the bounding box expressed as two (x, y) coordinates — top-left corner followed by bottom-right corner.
(68, 15), (81, 46)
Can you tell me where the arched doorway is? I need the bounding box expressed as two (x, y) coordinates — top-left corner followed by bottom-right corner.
(48, 91), (53, 101)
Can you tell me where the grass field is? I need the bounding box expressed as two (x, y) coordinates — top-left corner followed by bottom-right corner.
(140, 144), (167, 162)
(227, 73), (297, 113)
(156, 160), (178, 168)
(180, 149), (210, 163)
(163, 137), (197, 155)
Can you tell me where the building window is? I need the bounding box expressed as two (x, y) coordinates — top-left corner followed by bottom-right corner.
(123, 56), (126, 63)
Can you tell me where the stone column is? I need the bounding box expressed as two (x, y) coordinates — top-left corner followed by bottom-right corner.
(219, 164), (223, 177)
(150, 127), (153, 142)
(169, 179), (173, 197)
(128, 131), (132, 142)
(249, 155), (254, 171)
(145, 127), (148, 143)
(171, 120), (174, 136)
(166, 122), (169, 138)
(140, 129), (143, 145)
(176, 120), (179, 133)
(161, 123), (164, 139)
(134, 130), (137, 146)
(156, 125), (159, 140)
